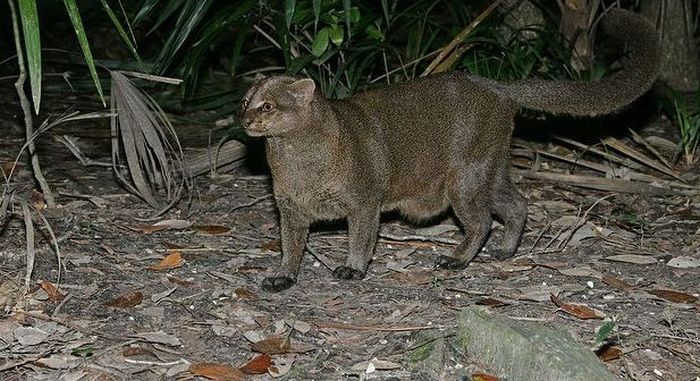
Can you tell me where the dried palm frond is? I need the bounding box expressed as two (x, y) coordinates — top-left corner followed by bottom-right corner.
(110, 71), (190, 211)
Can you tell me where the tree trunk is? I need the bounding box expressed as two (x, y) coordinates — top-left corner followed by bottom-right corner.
(556, 0), (601, 72)
(641, 0), (700, 91)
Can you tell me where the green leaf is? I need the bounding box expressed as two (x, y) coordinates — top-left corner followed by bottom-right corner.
(62, 0), (105, 107)
(349, 6), (360, 23)
(329, 24), (344, 46)
(18, 0), (41, 114)
(312, 27), (330, 57)
(133, 0), (159, 25)
(183, 2), (254, 98)
(71, 345), (94, 358)
(595, 320), (616, 345)
(365, 23), (384, 42)
(146, 0), (185, 35)
(284, 0), (295, 29)
(312, 0), (321, 30)
(100, 0), (143, 68)
(154, 0), (214, 74)
(342, 0), (351, 39)
(380, 0), (390, 27)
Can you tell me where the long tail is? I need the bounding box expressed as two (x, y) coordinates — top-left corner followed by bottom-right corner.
(501, 9), (660, 117)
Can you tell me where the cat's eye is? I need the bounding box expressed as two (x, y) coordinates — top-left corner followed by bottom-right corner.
(261, 102), (274, 112)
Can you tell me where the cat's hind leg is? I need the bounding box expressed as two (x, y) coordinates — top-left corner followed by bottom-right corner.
(489, 169), (527, 260)
(435, 164), (493, 269)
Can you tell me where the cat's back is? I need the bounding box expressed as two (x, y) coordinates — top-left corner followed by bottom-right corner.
(347, 72), (498, 133)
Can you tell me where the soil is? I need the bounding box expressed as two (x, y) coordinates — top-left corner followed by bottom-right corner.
(1, 86), (699, 381)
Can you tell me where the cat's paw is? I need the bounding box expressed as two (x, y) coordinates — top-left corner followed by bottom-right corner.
(261, 276), (296, 292)
(435, 255), (468, 270)
(333, 266), (365, 280)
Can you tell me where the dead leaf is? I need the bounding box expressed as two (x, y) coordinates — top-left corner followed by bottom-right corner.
(126, 219), (192, 234)
(514, 285), (562, 302)
(14, 326), (51, 346)
(234, 288), (256, 300)
(268, 355), (295, 377)
(602, 275), (634, 292)
(30, 190), (46, 209)
(122, 346), (149, 357)
(149, 251), (184, 271)
(1, 161), (16, 175)
(240, 354), (271, 375)
(604, 254), (657, 265)
(666, 256), (700, 269)
(133, 331), (181, 346)
(648, 289), (697, 304)
(39, 281), (65, 302)
(250, 336), (290, 355)
(472, 372), (502, 381)
(475, 297), (509, 308)
(105, 291), (144, 308)
(557, 266), (603, 279)
(550, 294), (605, 320)
(350, 358), (402, 371)
(189, 362), (245, 381)
(167, 276), (194, 287)
(192, 224), (231, 235)
(236, 265), (267, 273)
(259, 239), (281, 252)
(596, 345), (622, 362)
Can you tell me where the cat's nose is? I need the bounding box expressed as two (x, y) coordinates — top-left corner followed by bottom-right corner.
(243, 116), (254, 126)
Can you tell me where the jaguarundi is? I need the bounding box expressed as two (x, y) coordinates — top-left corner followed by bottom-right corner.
(241, 9), (660, 292)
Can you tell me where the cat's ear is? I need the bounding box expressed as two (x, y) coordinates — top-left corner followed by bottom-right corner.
(287, 78), (316, 106)
(254, 73), (266, 82)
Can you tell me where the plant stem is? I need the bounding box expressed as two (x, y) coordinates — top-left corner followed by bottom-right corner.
(8, 0), (55, 208)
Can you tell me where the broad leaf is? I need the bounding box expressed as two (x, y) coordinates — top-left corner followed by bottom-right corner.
(62, 0), (105, 106)
(284, 0), (295, 30)
(18, 0), (41, 114)
(312, 27), (330, 57)
(100, 0), (143, 68)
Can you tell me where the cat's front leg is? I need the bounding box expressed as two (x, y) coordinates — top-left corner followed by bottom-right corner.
(334, 207), (380, 280)
(262, 207), (309, 292)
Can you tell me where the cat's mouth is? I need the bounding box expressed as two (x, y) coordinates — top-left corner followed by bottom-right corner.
(245, 123), (270, 136)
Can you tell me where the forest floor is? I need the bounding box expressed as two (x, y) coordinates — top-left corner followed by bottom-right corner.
(1, 89), (699, 381)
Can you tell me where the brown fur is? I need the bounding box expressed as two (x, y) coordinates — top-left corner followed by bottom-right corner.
(241, 9), (660, 292)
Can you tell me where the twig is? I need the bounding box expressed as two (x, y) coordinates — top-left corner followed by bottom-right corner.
(21, 203), (34, 292)
(0, 351), (53, 372)
(657, 343), (700, 368)
(389, 333), (457, 356)
(528, 221), (551, 253)
(123, 358), (190, 367)
(8, 0), (55, 207)
(228, 194), (273, 214)
(51, 293), (72, 318)
(305, 244), (334, 271)
(628, 128), (675, 171)
(652, 334), (700, 345)
(314, 320), (445, 332)
(35, 208), (63, 286)
(557, 194), (615, 249)
(378, 232), (459, 246)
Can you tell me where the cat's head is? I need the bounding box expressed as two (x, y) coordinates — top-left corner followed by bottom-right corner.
(241, 75), (317, 137)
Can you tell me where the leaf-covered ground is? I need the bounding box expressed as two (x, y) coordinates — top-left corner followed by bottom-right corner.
(1, 98), (699, 381)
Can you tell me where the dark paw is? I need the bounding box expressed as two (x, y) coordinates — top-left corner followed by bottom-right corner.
(261, 276), (296, 292)
(435, 255), (468, 270)
(333, 266), (365, 280)
(490, 249), (515, 261)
